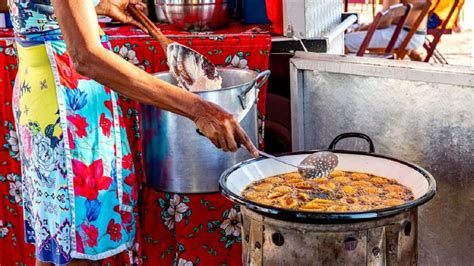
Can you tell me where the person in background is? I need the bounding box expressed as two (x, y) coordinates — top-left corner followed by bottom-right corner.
(345, 0), (429, 54)
(0, 0), (258, 265)
(428, 0), (465, 32)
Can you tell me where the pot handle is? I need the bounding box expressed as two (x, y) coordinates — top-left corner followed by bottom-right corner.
(328, 132), (375, 153)
(239, 70), (271, 110)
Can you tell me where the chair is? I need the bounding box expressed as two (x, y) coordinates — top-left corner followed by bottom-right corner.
(366, 1), (432, 60)
(355, 3), (413, 58)
(423, 0), (462, 63)
(395, 0), (432, 59)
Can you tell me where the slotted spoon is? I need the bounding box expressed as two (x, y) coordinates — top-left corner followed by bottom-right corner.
(258, 151), (339, 179)
(196, 128), (338, 179)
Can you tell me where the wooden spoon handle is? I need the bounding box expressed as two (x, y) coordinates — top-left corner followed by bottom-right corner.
(127, 5), (173, 52)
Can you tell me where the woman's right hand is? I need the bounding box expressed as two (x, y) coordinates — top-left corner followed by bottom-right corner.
(95, 0), (148, 32)
(193, 100), (259, 158)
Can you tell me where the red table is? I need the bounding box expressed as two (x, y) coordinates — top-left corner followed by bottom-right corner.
(0, 25), (271, 265)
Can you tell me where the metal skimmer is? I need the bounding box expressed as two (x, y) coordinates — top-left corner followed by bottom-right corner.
(258, 151), (339, 179)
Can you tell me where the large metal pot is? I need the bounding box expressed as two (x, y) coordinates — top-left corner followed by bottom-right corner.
(220, 133), (436, 265)
(142, 68), (270, 193)
(158, 0), (233, 31)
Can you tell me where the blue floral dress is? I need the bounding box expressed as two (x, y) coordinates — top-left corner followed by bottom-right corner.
(8, 0), (138, 264)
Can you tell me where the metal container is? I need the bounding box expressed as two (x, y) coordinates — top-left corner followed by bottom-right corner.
(142, 68), (270, 193)
(220, 133), (436, 265)
(289, 52), (474, 265)
(158, 0), (232, 31)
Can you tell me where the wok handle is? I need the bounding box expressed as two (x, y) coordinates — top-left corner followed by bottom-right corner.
(328, 132), (375, 153)
(238, 70), (271, 110)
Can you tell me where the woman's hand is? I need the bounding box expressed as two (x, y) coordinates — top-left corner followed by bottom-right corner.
(95, 0), (147, 32)
(193, 101), (259, 158)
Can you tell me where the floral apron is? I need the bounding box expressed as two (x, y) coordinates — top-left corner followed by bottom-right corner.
(12, 29), (138, 264)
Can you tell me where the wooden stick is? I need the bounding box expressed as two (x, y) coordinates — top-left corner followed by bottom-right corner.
(127, 5), (173, 52)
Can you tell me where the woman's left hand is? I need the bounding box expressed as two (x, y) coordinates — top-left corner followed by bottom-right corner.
(95, 0), (148, 32)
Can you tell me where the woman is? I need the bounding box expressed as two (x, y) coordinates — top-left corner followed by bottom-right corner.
(345, 0), (429, 53)
(6, 0), (258, 265)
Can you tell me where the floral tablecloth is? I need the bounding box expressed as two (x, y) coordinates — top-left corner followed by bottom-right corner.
(0, 25), (271, 265)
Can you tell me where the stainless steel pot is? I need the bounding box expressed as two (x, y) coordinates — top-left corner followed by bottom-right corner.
(154, 0), (168, 22)
(220, 133), (436, 265)
(158, 0), (232, 31)
(142, 68), (270, 193)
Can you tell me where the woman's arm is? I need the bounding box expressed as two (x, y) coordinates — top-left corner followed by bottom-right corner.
(52, 0), (258, 156)
(53, 0), (199, 117)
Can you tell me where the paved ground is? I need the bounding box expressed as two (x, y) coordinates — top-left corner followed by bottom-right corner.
(435, 29), (473, 66)
(347, 3), (473, 66)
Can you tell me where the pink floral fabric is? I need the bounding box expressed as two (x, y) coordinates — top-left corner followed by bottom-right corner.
(0, 24), (271, 265)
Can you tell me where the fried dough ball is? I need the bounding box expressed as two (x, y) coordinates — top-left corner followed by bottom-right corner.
(297, 192), (311, 201)
(332, 175), (351, 184)
(383, 199), (405, 206)
(267, 191), (285, 199)
(364, 186), (382, 194)
(359, 195), (381, 204)
(384, 184), (405, 193)
(274, 185), (292, 194)
(327, 205), (348, 212)
(351, 173), (370, 180)
(311, 177), (329, 184)
(281, 172), (301, 180)
(351, 204), (372, 211)
(300, 203), (327, 211)
(264, 176), (284, 183)
(370, 177), (388, 184)
(342, 186), (356, 195)
(351, 180), (372, 187)
(318, 183), (336, 192)
(330, 170), (345, 177)
(279, 197), (298, 209)
(286, 178), (305, 184)
(244, 191), (266, 200)
(294, 182), (313, 190)
(253, 182), (274, 191)
(386, 192), (405, 199)
(309, 198), (334, 205)
(341, 197), (358, 205)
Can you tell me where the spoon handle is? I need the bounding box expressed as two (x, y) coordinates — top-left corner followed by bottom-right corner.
(258, 151), (299, 169)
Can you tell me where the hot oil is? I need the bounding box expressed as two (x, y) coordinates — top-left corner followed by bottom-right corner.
(241, 170), (414, 212)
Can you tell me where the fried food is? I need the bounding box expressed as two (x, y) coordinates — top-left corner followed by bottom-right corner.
(242, 170), (414, 212)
